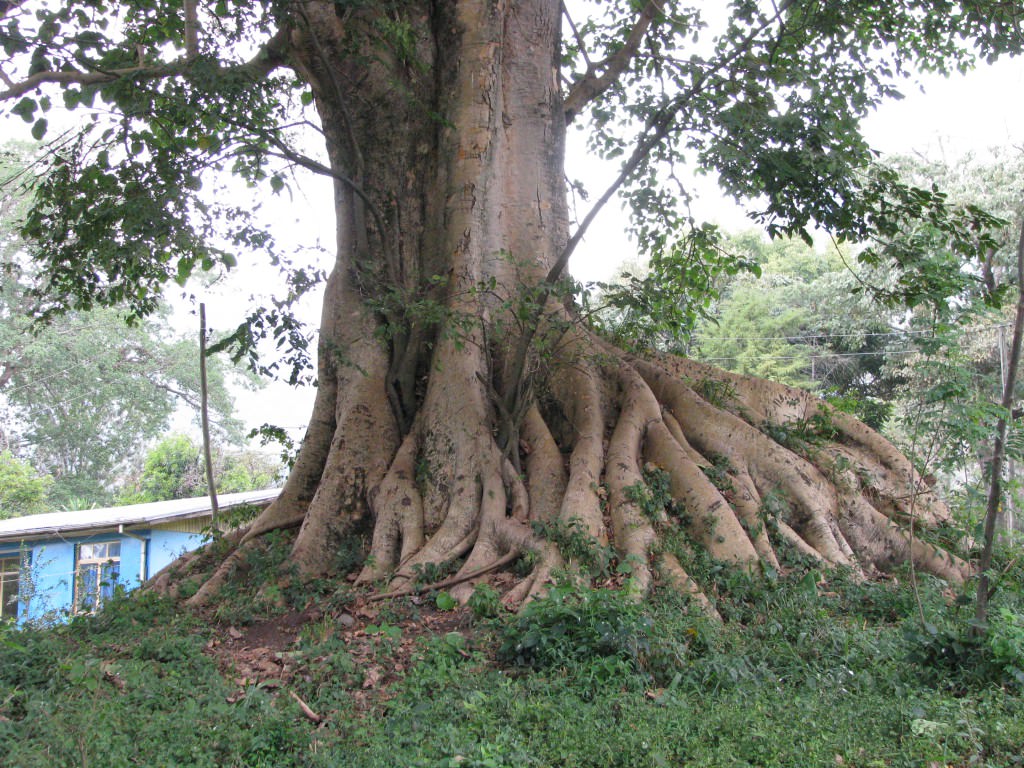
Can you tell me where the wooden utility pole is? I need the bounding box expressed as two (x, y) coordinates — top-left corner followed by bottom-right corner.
(199, 303), (219, 524)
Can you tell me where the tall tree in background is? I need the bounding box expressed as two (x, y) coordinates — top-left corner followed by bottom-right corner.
(0, 449), (51, 519)
(691, 234), (901, 428)
(2, 1), (1020, 608)
(1, 303), (250, 506)
(1, 147), (248, 507)
(117, 433), (282, 504)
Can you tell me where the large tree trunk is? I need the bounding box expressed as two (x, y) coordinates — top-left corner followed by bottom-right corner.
(183, 0), (968, 612)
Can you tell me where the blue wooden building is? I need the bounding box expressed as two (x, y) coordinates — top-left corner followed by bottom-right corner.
(0, 489), (279, 624)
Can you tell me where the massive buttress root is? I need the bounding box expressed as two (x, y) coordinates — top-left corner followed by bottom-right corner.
(182, 318), (968, 616)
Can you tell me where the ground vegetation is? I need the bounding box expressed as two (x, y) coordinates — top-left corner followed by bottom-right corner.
(2, 550), (1023, 766)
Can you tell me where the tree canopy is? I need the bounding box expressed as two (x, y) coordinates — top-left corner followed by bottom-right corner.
(0, 449), (51, 518)
(1, 2), (1018, 343)
(687, 234), (899, 424)
(117, 432), (282, 504)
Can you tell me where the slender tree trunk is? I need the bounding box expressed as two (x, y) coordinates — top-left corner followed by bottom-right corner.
(974, 220), (1024, 633)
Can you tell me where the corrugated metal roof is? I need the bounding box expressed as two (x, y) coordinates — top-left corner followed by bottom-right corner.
(0, 488), (281, 543)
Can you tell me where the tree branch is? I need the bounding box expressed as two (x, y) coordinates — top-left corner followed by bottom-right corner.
(288, 690), (322, 724)
(183, 0), (200, 59)
(0, 27), (291, 103)
(1, 64), (177, 102)
(262, 143), (401, 286)
(563, 1), (662, 123)
(368, 550), (521, 602)
(0, 1), (26, 21)
(148, 378), (202, 412)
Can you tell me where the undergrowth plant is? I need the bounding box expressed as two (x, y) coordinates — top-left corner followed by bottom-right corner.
(904, 534), (1024, 691)
(497, 580), (652, 682)
(528, 519), (618, 578)
(0, 591), (309, 768)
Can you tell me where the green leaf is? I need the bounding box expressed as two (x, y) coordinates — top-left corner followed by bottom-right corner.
(12, 96), (36, 122)
(443, 631), (466, 651)
(176, 258), (194, 285)
(435, 591), (457, 611)
(31, 117), (48, 141)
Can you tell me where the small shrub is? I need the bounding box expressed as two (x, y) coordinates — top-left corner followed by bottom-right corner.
(760, 410), (839, 457)
(291, 627), (361, 695)
(701, 453), (735, 493)
(906, 611), (1024, 689)
(529, 519), (617, 577)
(419, 631), (471, 666)
(497, 581), (652, 679)
(133, 634), (201, 664)
(989, 608), (1024, 684)
(412, 560), (456, 587)
(467, 583), (503, 620)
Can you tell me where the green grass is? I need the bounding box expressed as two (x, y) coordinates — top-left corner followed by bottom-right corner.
(2, 562), (1023, 768)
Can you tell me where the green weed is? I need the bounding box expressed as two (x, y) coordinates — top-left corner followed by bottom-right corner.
(467, 583), (503, 620)
(497, 581), (652, 683)
(529, 518), (617, 577)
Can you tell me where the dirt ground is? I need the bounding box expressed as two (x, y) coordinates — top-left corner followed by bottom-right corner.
(201, 578), (515, 718)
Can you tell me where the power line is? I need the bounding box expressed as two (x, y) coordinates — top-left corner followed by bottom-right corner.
(689, 322), (1010, 345)
(2, 360), (102, 397)
(1, 354), (182, 398)
(699, 348), (923, 363)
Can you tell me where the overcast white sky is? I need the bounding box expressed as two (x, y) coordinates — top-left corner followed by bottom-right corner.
(567, 56), (1024, 285)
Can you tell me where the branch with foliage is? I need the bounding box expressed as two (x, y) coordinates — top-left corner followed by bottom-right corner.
(1, 145), (252, 506)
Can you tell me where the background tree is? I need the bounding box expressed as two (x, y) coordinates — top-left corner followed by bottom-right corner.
(687, 153), (1024, 534)
(1, 305), (250, 506)
(1, 146), (251, 507)
(0, 449), (52, 519)
(686, 234), (904, 429)
(870, 150), (1024, 533)
(3, 1), (1021, 610)
(117, 433), (282, 504)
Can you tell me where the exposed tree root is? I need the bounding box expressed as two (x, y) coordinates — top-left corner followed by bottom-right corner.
(367, 550), (521, 603)
(178, 324), (970, 618)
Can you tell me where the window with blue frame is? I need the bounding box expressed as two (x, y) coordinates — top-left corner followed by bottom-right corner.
(1, 555), (20, 621)
(74, 541), (121, 613)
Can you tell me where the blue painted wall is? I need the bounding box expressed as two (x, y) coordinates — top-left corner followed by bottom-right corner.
(149, 530), (206, 577)
(0, 528), (206, 624)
